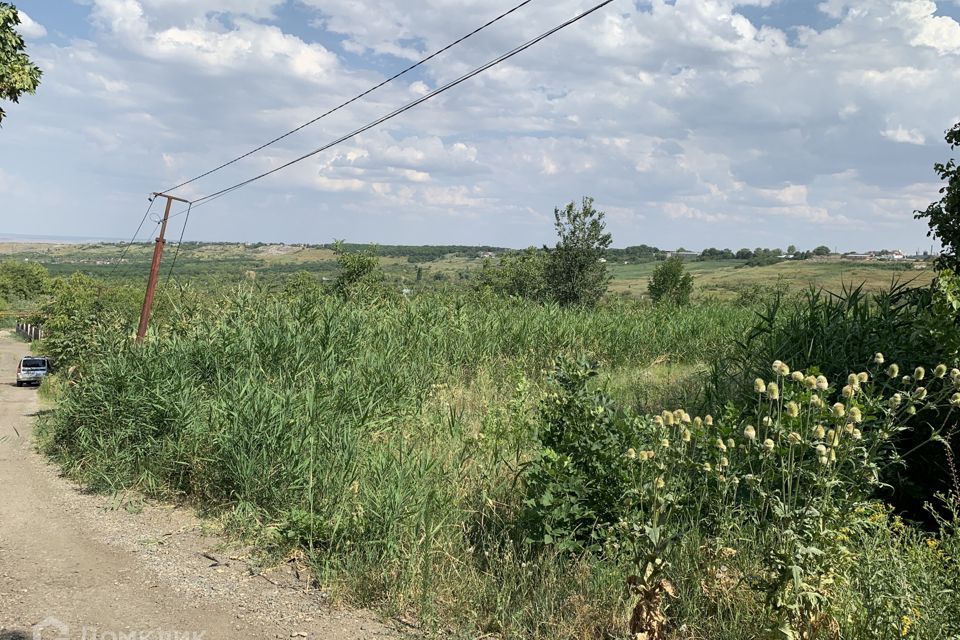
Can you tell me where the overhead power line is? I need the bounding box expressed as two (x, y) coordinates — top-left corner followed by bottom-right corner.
(110, 196), (157, 278)
(179, 0), (615, 211)
(162, 0), (537, 194)
(164, 202), (193, 284)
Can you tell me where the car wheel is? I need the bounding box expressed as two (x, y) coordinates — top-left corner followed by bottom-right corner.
(16, 381), (22, 387)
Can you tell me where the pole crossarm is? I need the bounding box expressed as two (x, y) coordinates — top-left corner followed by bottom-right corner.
(151, 192), (191, 204)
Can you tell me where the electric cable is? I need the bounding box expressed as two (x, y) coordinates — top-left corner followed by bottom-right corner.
(185, 0), (616, 209)
(110, 197), (156, 278)
(161, 0), (537, 194)
(164, 201), (193, 284)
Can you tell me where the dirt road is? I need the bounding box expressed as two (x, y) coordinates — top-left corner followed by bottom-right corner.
(0, 331), (394, 640)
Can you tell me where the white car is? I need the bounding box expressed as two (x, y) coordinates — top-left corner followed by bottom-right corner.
(16, 356), (51, 387)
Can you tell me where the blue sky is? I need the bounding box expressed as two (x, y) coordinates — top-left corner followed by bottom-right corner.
(1, 0), (959, 251)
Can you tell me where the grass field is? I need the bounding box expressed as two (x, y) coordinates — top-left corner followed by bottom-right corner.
(0, 241), (935, 298)
(14, 238), (960, 639)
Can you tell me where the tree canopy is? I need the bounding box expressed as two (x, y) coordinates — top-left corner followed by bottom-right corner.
(916, 122), (960, 274)
(0, 3), (42, 126)
(647, 256), (693, 305)
(544, 197), (612, 307)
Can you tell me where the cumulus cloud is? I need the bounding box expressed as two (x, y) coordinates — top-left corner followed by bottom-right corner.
(0, 0), (956, 250)
(882, 126), (927, 145)
(15, 10), (46, 38)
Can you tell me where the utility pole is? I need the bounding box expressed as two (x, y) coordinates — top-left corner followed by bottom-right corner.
(136, 192), (190, 343)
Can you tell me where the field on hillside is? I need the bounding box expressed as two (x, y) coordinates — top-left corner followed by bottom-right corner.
(0, 241), (935, 299)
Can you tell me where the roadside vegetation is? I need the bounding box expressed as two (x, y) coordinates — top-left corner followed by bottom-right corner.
(17, 125), (960, 638)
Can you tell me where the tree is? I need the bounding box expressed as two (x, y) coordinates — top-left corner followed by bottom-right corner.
(0, 3), (42, 126)
(735, 248), (754, 260)
(0, 260), (48, 302)
(476, 248), (548, 301)
(543, 197), (612, 306)
(647, 257), (693, 305)
(812, 245), (831, 257)
(915, 122), (960, 274)
(787, 244), (797, 255)
(332, 241), (384, 299)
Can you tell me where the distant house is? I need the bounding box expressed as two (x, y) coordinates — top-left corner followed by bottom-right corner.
(598, 258), (608, 263)
(844, 253), (874, 261)
(664, 251), (700, 260)
(876, 250), (906, 261)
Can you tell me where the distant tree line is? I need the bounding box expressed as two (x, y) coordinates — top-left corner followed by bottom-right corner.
(319, 243), (508, 263)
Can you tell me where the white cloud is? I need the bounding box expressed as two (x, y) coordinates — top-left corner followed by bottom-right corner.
(1, 0), (956, 250)
(882, 126), (927, 145)
(15, 10), (46, 39)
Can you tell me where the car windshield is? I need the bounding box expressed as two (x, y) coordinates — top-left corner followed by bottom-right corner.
(22, 359), (47, 369)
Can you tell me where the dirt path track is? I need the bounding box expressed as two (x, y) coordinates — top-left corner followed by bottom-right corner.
(0, 331), (394, 640)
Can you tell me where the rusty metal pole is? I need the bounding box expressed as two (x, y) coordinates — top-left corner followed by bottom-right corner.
(136, 193), (189, 343)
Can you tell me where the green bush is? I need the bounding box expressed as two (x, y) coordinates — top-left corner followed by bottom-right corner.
(522, 358), (960, 638)
(648, 257), (693, 305)
(714, 281), (960, 518)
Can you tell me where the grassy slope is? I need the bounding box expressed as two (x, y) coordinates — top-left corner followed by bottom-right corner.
(0, 242), (936, 298)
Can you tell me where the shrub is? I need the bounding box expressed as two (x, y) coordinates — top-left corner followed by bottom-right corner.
(713, 282), (960, 519)
(332, 241), (385, 300)
(476, 248), (548, 301)
(648, 257), (693, 305)
(523, 357), (960, 638)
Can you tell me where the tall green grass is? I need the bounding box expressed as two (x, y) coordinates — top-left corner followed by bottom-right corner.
(34, 280), (960, 638)
(37, 287), (754, 637)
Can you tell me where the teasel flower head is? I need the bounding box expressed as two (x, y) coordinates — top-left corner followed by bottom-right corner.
(767, 382), (780, 399)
